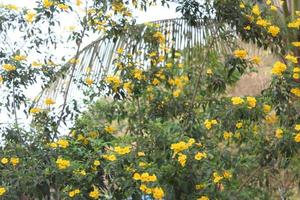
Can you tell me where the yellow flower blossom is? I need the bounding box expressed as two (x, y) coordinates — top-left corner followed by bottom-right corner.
(223, 171), (232, 179)
(2, 64), (16, 71)
(56, 158), (70, 170)
(275, 128), (283, 139)
(204, 119), (218, 130)
(250, 56), (261, 64)
(30, 107), (42, 114)
(152, 187), (164, 199)
(265, 112), (277, 124)
(223, 131), (233, 140)
(198, 196), (209, 200)
(0, 187), (6, 196)
(44, 98), (55, 105)
(1, 157), (9, 165)
(57, 139), (69, 148)
(294, 124), (300, 131)
(231, 97), (244, 105)
(85, 77), (94, 86)
(256, 19), (270, 27)
(271, 61), (286, 76)
(263, 104), (271, 113)
(102, 154), (117, 161)
(10, 157), (20, 166)
(294, 133), (300, 142)
(68, 188), (80, 197)
(244, 25), (251, 31)
(58, 4), (69, 11)
(25, 11), (36, 23)
(247, 96), (256, 108)
(268, 25), (280, 37)
(239, 3), (245, 9)
(252, 4), (261, 16)
(89, 185), (100, 199)
(138, 152), (145, 157)
(213, 172), (223, 183)
(114, 146), (131, 155)
(291, 88), (300, 97)
(292, 42), (300, 47)
(43, 0), (54, 8)
(94, 160), (100, 166)
(178, 153), (187, 167)
(285, 54), (298, 64)
(194, 152), (207, 160)
(233, 49), (247, 59)
(153, 31), (165, 43)
(104, 125), (116, 133)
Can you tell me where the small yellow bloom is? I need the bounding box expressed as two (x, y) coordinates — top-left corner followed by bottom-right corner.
(58, 4), (69, 11)
(152, 187), (164, 199)
(25, 11), (36, 23)
(2, 64), (16, 71)
(275, 128), (283, 139)
(213, 172), (223, 183)
(1, 158), (9, 165)
(247, 96), (256, 108)
(94, 160), (100, 166)
(104, 125), (116, 133)
(268, 26), (280, 37)
(173, 89), (181, 97)
(10, 157), (20, 166)
(43, 0), (53, 8)
(271, 61), (286, 76)
(56, 139), (69, 148)
(89, 185), (100, 199)
(250, 56), (261, 64)
(56, 158), (70, 170)
(44, 98), (55, 105)
(114, 146), (131, 155)
(285, 54), (298, 64)
(239, 3), (245, 9)
(223, 171), (232, 179)
(244, 25), (251, 31)
(85, 77), (94, 86)
(292, 42), (300, 47)
(294, 124), (300, 131)
(231, 97), (244, 105)
(102, 154), (117, 161)
(178, 153), (187, 167)
(194, 152), (207, 160)
(291, 88), (300, 97)
(263, 104), (271, 113)
(133, 173), (141, 180)
(206, 68), (213, 75)
(233, 49), (247, 59)
(223, 131), (233, 140)
(138, 152), (145, 157)
(252, 4), (261, 16)
(256, 19), (270, 27)
(30, 107), (42, 114)
(294, 133), (300, 142)
(197, 196), (209, 200)
(13, 55), (27, 61)
(0, 187), (6, 196)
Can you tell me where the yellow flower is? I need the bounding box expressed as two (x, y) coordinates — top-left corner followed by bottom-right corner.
(194, 152), (207, 160)
(285, 54), (298, 64)
(44, 98), (55, 105)
(25, 11), (36, 23)
(236, 122), (243, 129)
(43, 0), (54, 8)
(233, 49), (247, 59)
(104, 125), (116, 133)
(114, 146), (131, 155)
(294, 133), (300, 142)
(102, 154), (117, 161)
(152, 78), (160, 85)
(139, 184), (147, 192)
(133, 173), (141, 180)
(250, 56), (261, 64)
(152, 187), (164, 199)
(265, 112), (277, 124)
(223, 171), (232, 179)
(198, 196), (209, 200)
(239, 2), (245, 9)
(171, 141), (189, 154)
(94, 160), (100, 166)
(206, 68), (213, 75)
(117, 48), (124, 54)
(292, 42), (300, 47)
(57, 139), (69, 148)
(85, 77), (94, 86)
(2, 64), (16, 71)
(89, 185), (100, 199)
(291, 88), (300, 97)
(30, 107), (42, 114)
(268, 25), (280, 37)
(10, 157), (19, 166)
(252, 4), (261, 16)
(69, 189), (80, 197)
(271, 61), (286, 76)
(263, 104), (271, 113)
(173, 89), (181, 97)
(266, 0), (271, 5)
(294, 124), (300, 131)
(75, 0), (82, 6)
(69, 58), (80, 64)
(105, 76), (121, 88)
(1, 158), (9, 165)
(178, 153), (187, 167)
(223, 131), (233, 140)
(58, 4), (69, 11)
(244, 25), (251, 31)
(133, 68), (144, 80)
(138, 152), (145, 157)
(195, 183), (206, 190)
(294, 67), (300, 73)
(293, 73), (299, 79)
(288, 20), (300, 29)
(56, 158), (70, 170)
(0, 187), (6, 196)
(270, 5), (277, 11)
(256, 19), (270, 27)
(153, 31), (165, 43)
(231, 97), (244, 105)
(247, 96), (256, 108)
(49, 142), (57, 148)
(204, 119), (218, 130)
(275, 128), (283, 139)
(213, 172), (223, 183)
(0, 75), (3, 84)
